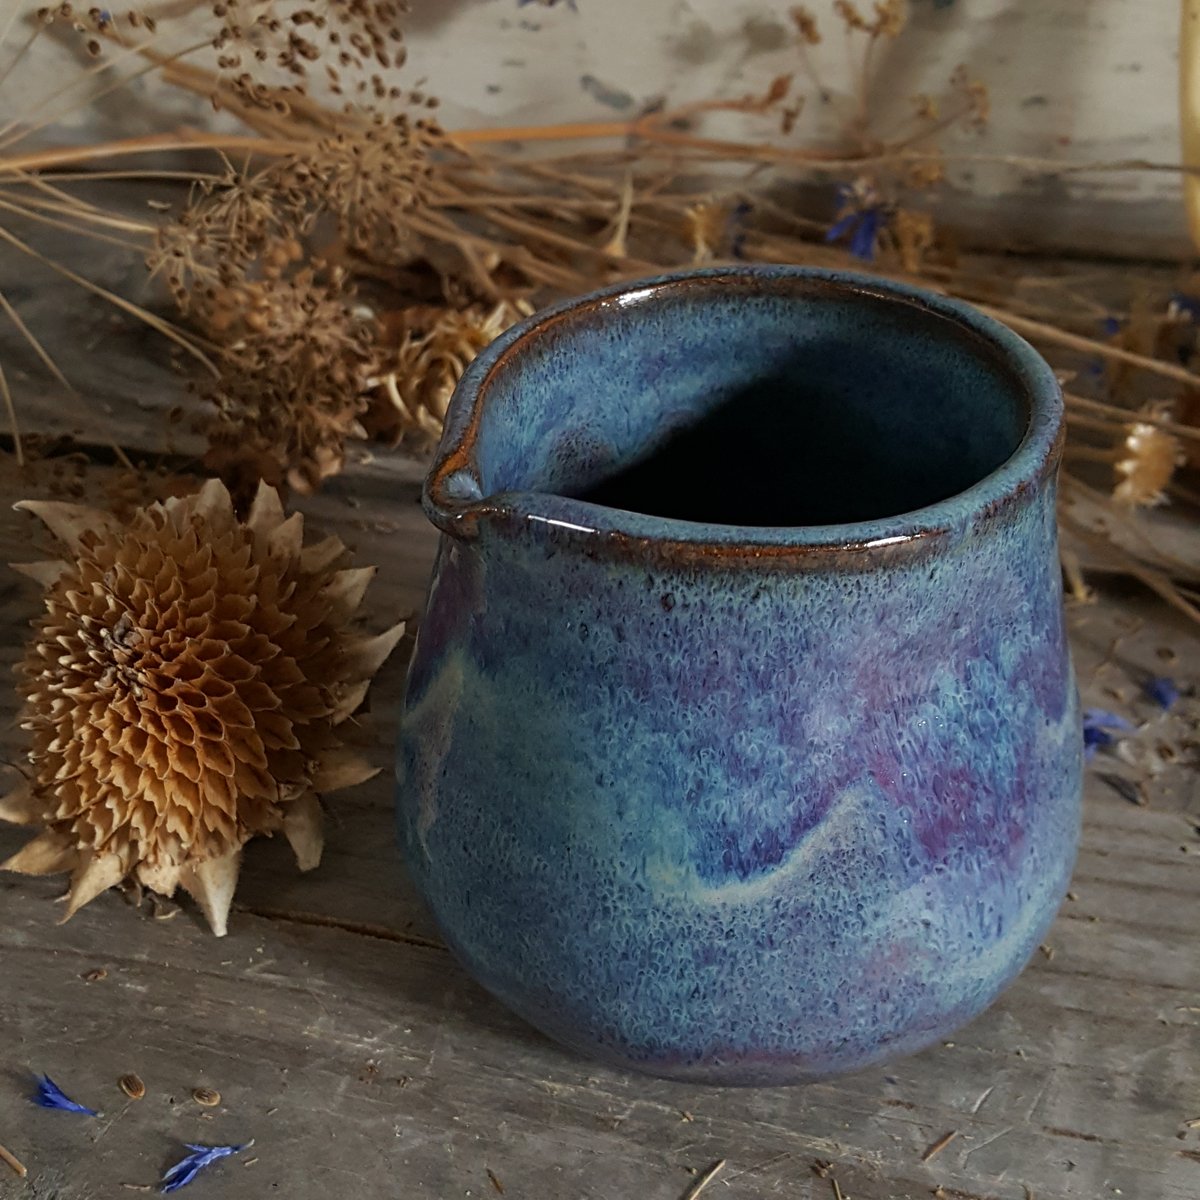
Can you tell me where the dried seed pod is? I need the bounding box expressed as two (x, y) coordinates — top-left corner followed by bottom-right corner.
(1, 480), (404, 936)
(192, 1087), (221, 1107)
(119, 1073), (146, 1100)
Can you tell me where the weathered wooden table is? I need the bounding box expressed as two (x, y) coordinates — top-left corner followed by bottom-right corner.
(0, 209), (1197, 1200)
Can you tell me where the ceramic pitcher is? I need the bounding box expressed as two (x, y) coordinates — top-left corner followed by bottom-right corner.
(396, 266), (1082, 1085)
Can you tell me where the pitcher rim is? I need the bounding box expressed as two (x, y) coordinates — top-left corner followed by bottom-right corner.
(424, 266), (1064, 564)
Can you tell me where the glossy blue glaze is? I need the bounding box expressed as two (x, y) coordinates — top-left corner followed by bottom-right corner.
(397, 267), (1082, 1085)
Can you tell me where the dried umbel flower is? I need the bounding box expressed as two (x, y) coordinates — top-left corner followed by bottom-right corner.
(834, 0), (905, 37)
(199, 267), (377, 497)
(364, 300), (530, 445)
(1113, 408), (1185, 507)
(287, 116), (444, 261)
(0, 480), (404, 935)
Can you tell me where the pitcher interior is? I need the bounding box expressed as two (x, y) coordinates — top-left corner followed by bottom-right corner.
(473, 278), (1031, 528)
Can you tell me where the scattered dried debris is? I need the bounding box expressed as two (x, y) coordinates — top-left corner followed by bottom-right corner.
(191, 1088), (221, 1108)
(0, 1142), (27, 1178)
(680, 1159), (726, 1200)
(119, 1074), (146, 1101)
(487, 1167), (505, 1194)
(921, 1130), (959, 1162)
(81, 967), (108, 983)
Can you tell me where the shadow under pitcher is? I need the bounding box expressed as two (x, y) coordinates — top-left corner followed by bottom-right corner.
(396, 266), (1083, 1086)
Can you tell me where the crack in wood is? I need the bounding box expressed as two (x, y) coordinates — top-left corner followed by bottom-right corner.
(234, 903), (449, 951)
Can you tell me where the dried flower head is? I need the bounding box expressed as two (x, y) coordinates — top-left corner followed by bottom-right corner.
(890, 208), (934, 273)
(148, 162), (314, 308)
(834, 0), (905, 37)
(950, 65), (990, 129)
(199, 266), (377, 497)
(904, 153), (945, 189)
(286, 115), (444, 260)
(833, 0), (870, 32)
(365, 300), (529, 444)
(0, 480), (404, 935)
(683, 201), (728, 264)
(1113, 408), (1185, 507)
(911, 93), (938, 121)
(872, 0), (906, 38)
(790, 6), (821, 44)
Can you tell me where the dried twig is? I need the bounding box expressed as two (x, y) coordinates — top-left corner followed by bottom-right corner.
(680, 1159), (726, 1200)
(921, 1130), (959, 1162)
(0, 1141), (27, 1178)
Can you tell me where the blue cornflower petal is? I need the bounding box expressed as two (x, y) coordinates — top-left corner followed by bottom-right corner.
(1082, 707), (1135, 732)
(824, 212), (859, 244)
(1171, 292), (1200, 322)
(160, 1143), (249, 1194)
(1083, 724), (1113, 759)
(1144, 676), (1180, 709)
(849, 208), (881, 260)
(1082, 707), (1136, 760)
(1101, 315), (1123, 337)
(32, 1075), (98, 1116)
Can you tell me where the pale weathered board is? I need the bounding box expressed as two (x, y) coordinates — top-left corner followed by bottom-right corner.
(0, 199), (1198, 1200)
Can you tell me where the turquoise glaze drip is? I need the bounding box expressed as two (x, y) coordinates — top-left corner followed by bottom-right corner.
(397, 267), (1082, 1086)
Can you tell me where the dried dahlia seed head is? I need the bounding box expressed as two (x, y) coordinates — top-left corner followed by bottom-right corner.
(0, 479), (404, 935)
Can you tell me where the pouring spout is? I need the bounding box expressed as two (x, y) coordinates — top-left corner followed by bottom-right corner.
(423, 454), (489, 541)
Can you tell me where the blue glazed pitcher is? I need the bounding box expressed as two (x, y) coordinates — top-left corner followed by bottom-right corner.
(397, 266), (1082, 1086)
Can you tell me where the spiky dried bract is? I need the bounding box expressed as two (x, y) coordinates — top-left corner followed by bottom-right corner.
(364, 300), (530, 445)
(1, 480), (404, 935)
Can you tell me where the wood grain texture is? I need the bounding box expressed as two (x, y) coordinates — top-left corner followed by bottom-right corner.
(0, 215), (1198, 1200)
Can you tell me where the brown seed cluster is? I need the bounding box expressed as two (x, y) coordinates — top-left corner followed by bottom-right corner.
(0, 480), (403, 935)
(207, 0), (413, 119)
(200, 266), (378, 497)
